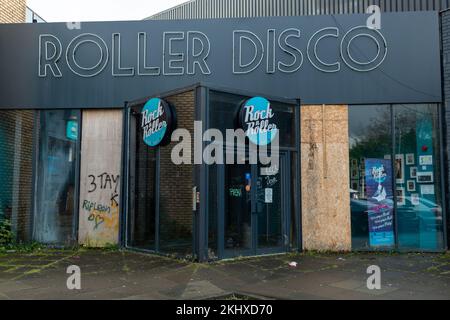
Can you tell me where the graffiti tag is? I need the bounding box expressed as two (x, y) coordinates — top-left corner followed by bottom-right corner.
(88, 172), (120, 193)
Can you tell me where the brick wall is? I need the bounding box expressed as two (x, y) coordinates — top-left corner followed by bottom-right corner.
(0, 0), (31, 242)
(0, 110), (35, 242)
(0, 0), (26, 23)
(159, 90), (195, 255)
(441, 11), (450, 248)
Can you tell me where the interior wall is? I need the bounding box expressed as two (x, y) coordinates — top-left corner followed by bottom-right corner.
(301, 105), (351, 251)
(78, 110), (123, 247)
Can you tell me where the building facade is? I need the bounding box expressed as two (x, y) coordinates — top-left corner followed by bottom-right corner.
(149, 0), (450, 253)
(147, 0), (450, 20)
(0, 0), (26, 23)
(0, 0), (448, 260)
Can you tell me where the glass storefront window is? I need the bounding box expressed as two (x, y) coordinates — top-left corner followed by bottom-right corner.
(34, 110), (79, 245)
(348, 105), (393, 250)
(349, 104), (445, 251)
(209, 91), (296, 148)
(208, 90), (299, 259)
(394, 104), (445, 251)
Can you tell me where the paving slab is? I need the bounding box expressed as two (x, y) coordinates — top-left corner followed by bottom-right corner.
(0, 250), (449, 300)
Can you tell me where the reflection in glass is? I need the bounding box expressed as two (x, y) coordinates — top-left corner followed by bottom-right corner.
(349, 104), (445, 251)
(224, 163), (252, 254)
(127, 107), (156, 250)
(34, 110), (79, 245)
(394, 104), (444, 251)
(209, 91), (296, 148)
(257, 162), (283, 249)
(208, 164), (218, 259)
(348, 105), (392, 250)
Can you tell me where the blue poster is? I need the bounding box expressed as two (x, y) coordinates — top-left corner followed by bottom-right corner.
(66, 120), (78, 141)
(365, 159), (395, 247)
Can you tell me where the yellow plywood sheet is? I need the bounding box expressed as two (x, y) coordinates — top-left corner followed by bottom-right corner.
(301, 105), (351, 251)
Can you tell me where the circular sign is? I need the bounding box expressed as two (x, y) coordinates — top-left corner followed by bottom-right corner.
(141, 98), (176, 147)
(238, 97), (278, 146)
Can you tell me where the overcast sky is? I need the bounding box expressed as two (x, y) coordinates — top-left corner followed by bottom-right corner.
(27, 0), (188, 22)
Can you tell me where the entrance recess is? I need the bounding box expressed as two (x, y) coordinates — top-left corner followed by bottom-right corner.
(218, 151), (290, 259)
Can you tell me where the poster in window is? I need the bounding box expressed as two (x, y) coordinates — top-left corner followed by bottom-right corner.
(365, 159), (395, 247)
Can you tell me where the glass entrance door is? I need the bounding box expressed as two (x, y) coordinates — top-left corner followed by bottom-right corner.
(256, 160), (285, 254)
(220, 152), (289, 258)
(126, 107), (157, 251)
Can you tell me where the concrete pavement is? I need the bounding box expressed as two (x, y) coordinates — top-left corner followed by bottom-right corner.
(0, 249), (449, 300)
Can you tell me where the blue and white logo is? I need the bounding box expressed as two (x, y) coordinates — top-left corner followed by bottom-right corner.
(141, 98), (169, 147)
(240, 97), (278, 146)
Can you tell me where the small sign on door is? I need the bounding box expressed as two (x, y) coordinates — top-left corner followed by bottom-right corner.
(265, 188), (273, 204)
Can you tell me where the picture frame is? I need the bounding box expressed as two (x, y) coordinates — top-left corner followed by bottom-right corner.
(351, 168), (359, 179)
(410, 167), (417, 179)
(351, 159), (358, 168)
(406, 153), (415, 165)
(411, 193), (420, 206)
(360, 158), (366, 168)
(395, 154), (405, 184)
(407, 180), (416, 192)
(419, 155), (433, 166)
(396, 187), (406, 206)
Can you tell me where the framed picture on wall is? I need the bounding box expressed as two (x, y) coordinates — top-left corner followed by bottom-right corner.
(396, 187), (406, 206)
(351, 159), (358, 168)
(411, 193), (420, 206)
(351, 168), (359, 179)
(351, 180), (359, 191)
(406, 153), (415, 165)
(410, 167), (417, 179)
(407, 180), (416, 192)
(395, 154), (405, 183)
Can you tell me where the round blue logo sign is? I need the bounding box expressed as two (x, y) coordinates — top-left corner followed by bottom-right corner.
(141, 98), (175, 147)
(239, 97), (278, 146)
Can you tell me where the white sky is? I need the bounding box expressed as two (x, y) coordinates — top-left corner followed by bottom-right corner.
(27, 0), (188, 22)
